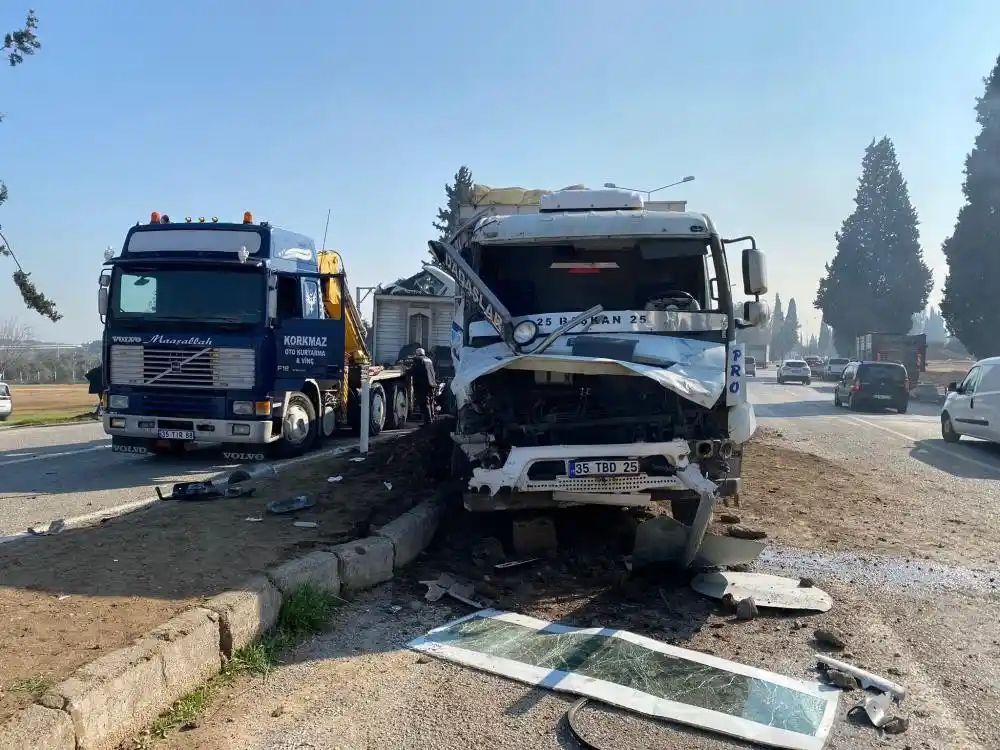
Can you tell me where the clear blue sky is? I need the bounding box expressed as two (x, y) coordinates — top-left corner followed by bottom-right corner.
(2, 0), (998, 343)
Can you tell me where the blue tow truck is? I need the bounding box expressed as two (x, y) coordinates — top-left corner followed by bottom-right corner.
(98, 210), (411, 460)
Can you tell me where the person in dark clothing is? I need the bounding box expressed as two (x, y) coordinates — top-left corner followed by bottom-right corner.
(85, 364), (105, 416)
(408, 348), (437, 423)
(86, 365), (104, 396)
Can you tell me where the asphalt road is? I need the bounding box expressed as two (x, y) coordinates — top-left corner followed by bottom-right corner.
(0, 421), (359, 539)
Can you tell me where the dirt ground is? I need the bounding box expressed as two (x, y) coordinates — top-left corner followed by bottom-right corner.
(0, 425), (445, 724)
(921, 358), (974, 387)
(6, 384), (96, 424)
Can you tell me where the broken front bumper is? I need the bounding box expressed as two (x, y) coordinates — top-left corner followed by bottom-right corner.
(465, 440), (723, 566)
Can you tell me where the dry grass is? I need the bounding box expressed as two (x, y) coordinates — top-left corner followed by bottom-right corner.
(4, 384), (95, 425)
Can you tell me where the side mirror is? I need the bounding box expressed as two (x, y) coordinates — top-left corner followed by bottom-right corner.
(266, 276), (278, 323)
(947, 381), (958, 393)
(709, 277), (719, 301)
(742, 248), (768, 296)
(98, 287), (109, 317)
(741, 300), (770, 327)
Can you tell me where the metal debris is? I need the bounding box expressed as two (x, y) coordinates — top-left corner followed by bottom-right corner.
(293, 521), (319, 529)
(420, 573), (494, 609)
(494, 558), (541, 570)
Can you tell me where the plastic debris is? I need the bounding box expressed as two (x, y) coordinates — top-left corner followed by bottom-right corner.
(293, 521), (319, 529)
(349, 457), (366, 463)
(384, 481), (393, 491)
(266, 494), (316, 515)
(328, 475), (343, 483)
(244, 516), (263, 523)
(692, 572), (833, 612)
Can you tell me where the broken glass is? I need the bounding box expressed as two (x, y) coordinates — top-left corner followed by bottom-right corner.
(411, 611), (838, 750)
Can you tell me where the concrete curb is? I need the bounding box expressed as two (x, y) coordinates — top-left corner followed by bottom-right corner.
(0, 489), (444, 750)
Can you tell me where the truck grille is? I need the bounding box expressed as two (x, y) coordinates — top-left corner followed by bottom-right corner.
(110, 345), (255, 389)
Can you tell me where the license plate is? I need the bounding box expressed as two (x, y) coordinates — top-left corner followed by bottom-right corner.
(568, 459), (640, 478)
(158, 429), (195, 440)
(873, 394), (891, 400)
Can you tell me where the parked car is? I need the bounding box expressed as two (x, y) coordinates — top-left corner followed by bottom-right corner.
(823, 357), (850, 381)
(941, 356), (1000, 444)
(777, 359), (811, 385)
(0, 382), (11, 421)
(746, 356), (757, 377)
(833, 361), (909, 412)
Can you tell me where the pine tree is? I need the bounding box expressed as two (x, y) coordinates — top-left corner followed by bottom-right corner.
(0, 10), (60, 322)
(433, 166), (474, 240)
(815, 136), (932, 357)
(924, 306), (948, 343)
(940, 56), (1000, 358)
(818, 320), (831, 355)
(769, 293), (785, 358)
(781, 298), (802, 355)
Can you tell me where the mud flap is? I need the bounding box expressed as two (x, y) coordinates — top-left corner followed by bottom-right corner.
(675, 464), (718, 567)
(111, 436), (151, 455)
(632, 463), (763, 570)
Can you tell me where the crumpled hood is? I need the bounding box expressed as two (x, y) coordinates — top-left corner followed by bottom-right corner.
(451, 334), (727, 409)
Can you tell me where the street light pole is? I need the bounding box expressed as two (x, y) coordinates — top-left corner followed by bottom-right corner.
(603, 175), (695, 201)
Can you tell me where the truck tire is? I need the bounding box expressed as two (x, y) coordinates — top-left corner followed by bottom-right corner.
(273, 391), (317, 458)
(368, 383), (386, 436)
(385, 381), (409, 430)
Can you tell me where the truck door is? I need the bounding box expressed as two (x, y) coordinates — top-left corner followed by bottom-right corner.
(275, 275), (345, 383)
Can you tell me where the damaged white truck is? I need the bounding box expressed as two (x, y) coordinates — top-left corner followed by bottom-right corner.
(429, 186), (770, 568)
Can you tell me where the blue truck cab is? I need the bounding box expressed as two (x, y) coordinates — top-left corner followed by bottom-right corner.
(98, 211), (409, 460)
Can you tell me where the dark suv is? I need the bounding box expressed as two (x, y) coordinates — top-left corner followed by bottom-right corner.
(833, 361), (909, 413)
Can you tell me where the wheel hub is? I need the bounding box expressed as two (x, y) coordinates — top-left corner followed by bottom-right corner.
(284, 403), (311, 444)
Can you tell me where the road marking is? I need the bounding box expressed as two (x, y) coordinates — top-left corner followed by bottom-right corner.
(845, 415), (1000, 475)
(0, 444), (110, 468)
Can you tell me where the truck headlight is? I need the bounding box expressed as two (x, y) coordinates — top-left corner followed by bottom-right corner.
(512, 320), (538, 345)
(109, 395), (129, 410)
(233, 401), (254, 416)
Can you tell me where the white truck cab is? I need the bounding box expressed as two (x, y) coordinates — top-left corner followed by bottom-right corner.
(430, 185), (769, 567)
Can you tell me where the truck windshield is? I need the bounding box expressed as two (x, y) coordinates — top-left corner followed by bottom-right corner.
(111, 267), (264, 324)
(477, 239), (727, 332)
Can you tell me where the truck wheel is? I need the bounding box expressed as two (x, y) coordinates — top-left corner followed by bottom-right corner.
(385, 382), (409, 430)
(368, 383), (386, 436)
(275, 391), (317, 458)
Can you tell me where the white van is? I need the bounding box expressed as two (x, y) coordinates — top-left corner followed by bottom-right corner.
(0, 382), (11, 421)
(941, 357), (1000, 444)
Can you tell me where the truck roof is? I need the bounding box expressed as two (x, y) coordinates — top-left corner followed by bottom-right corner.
(117, 222), (320, 275)
(471, 207), (715, 244)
